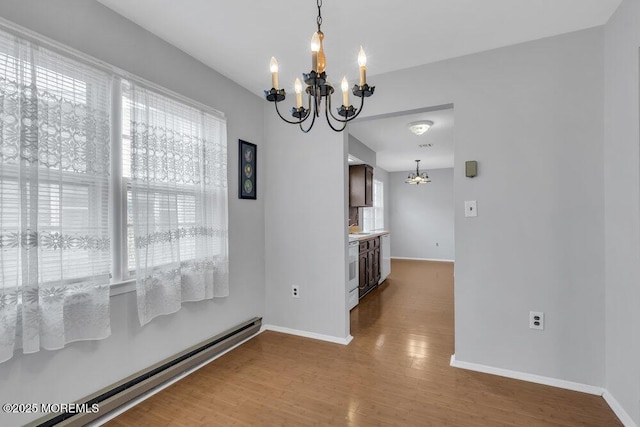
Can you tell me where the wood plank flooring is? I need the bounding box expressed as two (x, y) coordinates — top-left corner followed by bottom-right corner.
(106, 259), (621, 426)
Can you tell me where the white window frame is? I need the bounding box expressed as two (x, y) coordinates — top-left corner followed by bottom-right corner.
(362, 178), (384, 232)
(373, 179), (384, 230)
(109, 79), (133, 291)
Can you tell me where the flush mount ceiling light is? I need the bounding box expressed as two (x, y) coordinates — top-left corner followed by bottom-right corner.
(405, 160), (431, 185)
(264, 0), (375, 133)
(408, 120), (434, 136)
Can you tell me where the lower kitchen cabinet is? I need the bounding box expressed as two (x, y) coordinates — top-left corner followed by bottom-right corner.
(372, 247), (381, 286)
(358, 236), (381, 298)
(358, 252), (368, 297)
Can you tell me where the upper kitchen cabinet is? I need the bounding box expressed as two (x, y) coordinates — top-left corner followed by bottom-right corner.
(349, 164), (373, 207)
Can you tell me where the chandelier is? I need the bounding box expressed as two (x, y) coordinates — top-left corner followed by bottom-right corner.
(264, 0), (375, 133)
(406, 160), (431, 185)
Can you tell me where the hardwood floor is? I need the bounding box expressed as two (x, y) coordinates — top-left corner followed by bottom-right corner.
(106, 259), (621, 426)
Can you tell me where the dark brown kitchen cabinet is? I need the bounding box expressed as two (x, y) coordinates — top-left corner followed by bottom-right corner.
(372, 247), (381, 286)
(358, 253), (368, 296)
(367, 251), (375, 288)
(349, 164), (373, 207)
(358, 235), (380, 298)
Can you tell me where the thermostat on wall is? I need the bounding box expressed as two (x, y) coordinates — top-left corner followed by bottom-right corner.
(465, 161), (477, 178)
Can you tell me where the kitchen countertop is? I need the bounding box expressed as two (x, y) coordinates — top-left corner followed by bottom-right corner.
(348, 230), (390, 242)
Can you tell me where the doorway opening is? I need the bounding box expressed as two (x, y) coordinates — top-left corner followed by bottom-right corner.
(345, 103), (456, 338)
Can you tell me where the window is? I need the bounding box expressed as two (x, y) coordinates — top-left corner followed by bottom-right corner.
(0, 31), (112, 361)
(0, 47), (111, 285)
(123, 82), (229, 325)
(0, 26), (229, 361)
(362, 179), (384, 231)
(121, 84), (227, 276)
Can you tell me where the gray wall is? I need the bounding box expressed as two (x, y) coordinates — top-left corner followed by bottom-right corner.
(390, 168), (454, 261)
(348, 134), (376, 166)
(263, 118), (349, 340)
(604, 0), (640, 423)
(0, 1), (265, 425)
(361, 28), (606, 387)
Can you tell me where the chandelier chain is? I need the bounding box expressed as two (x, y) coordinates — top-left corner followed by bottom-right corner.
(316, 0), (323, 31)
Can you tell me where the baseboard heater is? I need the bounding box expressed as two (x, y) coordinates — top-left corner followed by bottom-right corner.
(28, 316), (262, 427)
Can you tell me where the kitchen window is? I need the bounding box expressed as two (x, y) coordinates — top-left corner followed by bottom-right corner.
(362, 179), (384, 231)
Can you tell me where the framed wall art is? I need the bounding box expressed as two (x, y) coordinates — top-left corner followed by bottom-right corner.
(238, 139), (257, 200)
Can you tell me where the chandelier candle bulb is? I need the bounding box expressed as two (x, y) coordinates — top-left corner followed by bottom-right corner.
(317, 31), (326, 73)
(341, 77), (349, 106)
(311, 32), (320, 72)
(269, 57), (279, 89)
(294, 78), (303, 108)
(358, 46), (367, 86)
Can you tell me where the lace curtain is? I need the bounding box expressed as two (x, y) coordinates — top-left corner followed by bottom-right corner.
(127, 83), (228, 326)
(0, 32), (112, 362)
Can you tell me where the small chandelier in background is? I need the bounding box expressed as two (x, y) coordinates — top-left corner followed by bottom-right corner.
(406, 160), (431, 185)
(264, 0), (375, 133)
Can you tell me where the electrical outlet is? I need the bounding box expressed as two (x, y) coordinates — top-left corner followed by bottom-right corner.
(530, 311), (544, 330)
(292, 285), (300, 298)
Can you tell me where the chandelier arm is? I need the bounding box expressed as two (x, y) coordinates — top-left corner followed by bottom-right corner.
(324, 98), (348, 132)
(326, 92), (343, 122)
(299, 107), (317, 133)
(325, 112), (348, 132)
(274, 100), (310, 125)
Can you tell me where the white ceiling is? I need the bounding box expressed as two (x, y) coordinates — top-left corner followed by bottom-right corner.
(97, 0), (621, 96)
(348, 108), (454, 172)
(97, 0), (621, 170)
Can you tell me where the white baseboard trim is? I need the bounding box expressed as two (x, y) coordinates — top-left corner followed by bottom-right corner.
(261, 324), (353, 345)
(449, 354), (603, 395)
(450, 355), (640, 425)
(391, 256), (455, 263)
(603, 390), (638, 427)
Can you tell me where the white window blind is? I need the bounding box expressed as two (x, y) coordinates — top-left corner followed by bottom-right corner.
(0, 30), (112, 362)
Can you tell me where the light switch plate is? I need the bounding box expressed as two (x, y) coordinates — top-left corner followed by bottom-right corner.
(465, 200), (477, 217)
